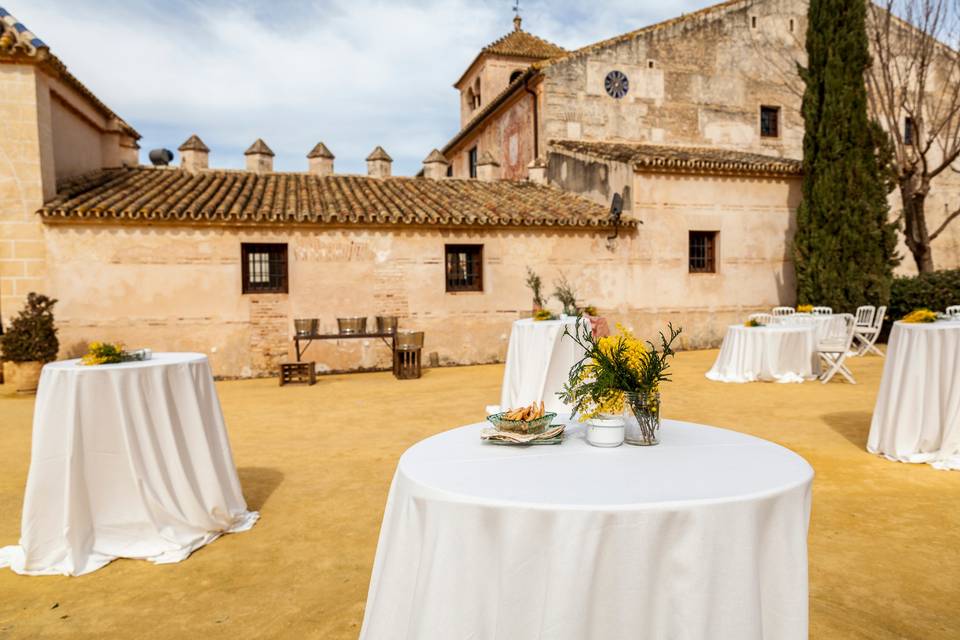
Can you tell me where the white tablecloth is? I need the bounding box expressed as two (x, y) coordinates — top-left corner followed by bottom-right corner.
(500, 317), (586, 412)
(0, 353), (258, 576)
(868, 321), (960, 470)
(780, 313), (845, 341)
(706, 324), (818, 383)
(360, 419), (813, 639)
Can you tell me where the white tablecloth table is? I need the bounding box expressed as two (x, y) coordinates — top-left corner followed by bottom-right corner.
(360, 419), (813, 639)
(706, 324), (818, 383)
(868, 321), (960, 470)
(0, 353), (258, 576)
(500, 317), (586, 412)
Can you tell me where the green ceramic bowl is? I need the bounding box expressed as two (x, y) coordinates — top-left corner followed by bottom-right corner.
(486, 411), (557, 435)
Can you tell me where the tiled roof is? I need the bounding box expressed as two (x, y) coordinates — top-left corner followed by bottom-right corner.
(39, 167), (631, 229)
(550, 140), (803, 177)
(245, 139), (274, 156)
(0, 6), (139, 140)
(178, 134), (210, 152)
(482, 25), (566, 60)
(307, 142), (334, 159)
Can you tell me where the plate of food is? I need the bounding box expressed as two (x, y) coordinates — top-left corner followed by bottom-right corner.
(486, 402), (555, 435)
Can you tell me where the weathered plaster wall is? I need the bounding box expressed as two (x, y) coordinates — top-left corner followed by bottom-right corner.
(50, 96), (104, 182)
(541, 0), (805, 159)
(42, 212), (797, 377)
(457, 54), (536, 127)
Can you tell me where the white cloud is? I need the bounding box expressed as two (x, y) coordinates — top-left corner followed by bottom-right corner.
(10, 0), (714, 174)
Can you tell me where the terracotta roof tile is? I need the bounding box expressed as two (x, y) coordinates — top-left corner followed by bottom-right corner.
(39, 167), (632, 229)
(550, 140), (803, 177)
(178, 134), (210, 152)
(307, 142), (334, 159)
(244, 139), (274, 156)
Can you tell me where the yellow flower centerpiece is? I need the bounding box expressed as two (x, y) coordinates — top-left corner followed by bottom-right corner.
(797, 304), (814, 313)
(902, 308), (938, 323)
(561, 319), (682, 445)
(81, 342), (125, 365)
(744, 318), (762, 327)
(533, 309), (557, 321)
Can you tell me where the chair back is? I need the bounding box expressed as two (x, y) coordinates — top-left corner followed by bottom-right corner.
(947, 305), (960, 317)
(855, 305), (875, 327)
(873, 306), (886, 329)
(813, 306), (833, 315)
(748, 313), (775, 325)
(824, 313), (856, 351)
(772, 306), (795, 317)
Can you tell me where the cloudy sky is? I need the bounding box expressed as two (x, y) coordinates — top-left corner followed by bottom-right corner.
(12, 0), (715, 175)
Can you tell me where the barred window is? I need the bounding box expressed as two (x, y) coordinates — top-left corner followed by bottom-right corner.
(242, 243), (288, 294)
(689, 231), (718, 273)
(760, 105), (780, 138)
(445, 244), (483, 292)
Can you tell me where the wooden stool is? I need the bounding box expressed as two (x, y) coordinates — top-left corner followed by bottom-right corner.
(393, 348), (422, 380)
(279, 361), (316, 386)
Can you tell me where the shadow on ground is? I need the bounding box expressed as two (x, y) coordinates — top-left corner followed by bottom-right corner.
(237, 467), (284, 510)
(821, 411), (873, 449)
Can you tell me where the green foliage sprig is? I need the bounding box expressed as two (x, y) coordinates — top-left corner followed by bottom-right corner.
(0, 293), (59, 363)
(559, 318), (682, 416)
(553, 273), (578, 315)
(525, 267), (545, 308)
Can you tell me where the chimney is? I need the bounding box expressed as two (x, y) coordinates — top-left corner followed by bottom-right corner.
(527, 156), (547, 185)
(244, 138), (274, 173)
(476, 151), (500, 182)
(307, 142), (334, 176)
(366, 146), (393, 178)
(178, 134), (210, 172)
(422, 149), (448, 179)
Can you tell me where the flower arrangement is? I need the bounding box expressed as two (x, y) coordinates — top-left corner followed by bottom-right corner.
(582, 305), (598, 316)
(525, 267), (546, 310)
(80, 343), (151, 365)
(744, 318), (762, 327)
(901, 308), (938, 323)
(533, 309), (557, 321)
(560, 319), (682, 418)
(796, 304), (814, 313)
(81, 342), (126, 365)
(552, 273), (578, 316)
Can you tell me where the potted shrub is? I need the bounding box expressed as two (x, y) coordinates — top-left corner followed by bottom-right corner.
(525, 267), (546, 313)
(1, 293), (59, 393)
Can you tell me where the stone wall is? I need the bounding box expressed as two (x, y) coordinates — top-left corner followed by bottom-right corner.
(457, 54), (534, 128)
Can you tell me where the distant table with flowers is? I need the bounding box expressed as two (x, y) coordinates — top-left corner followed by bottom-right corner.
(706, 323), (819, 383)
(360, 418), (814, 639)
(500, 316), (588, 413)
(868, 320), (960, 469)
(0, 352), (257, 576)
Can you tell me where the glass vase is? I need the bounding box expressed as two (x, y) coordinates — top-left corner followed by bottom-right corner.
(623, 391), (660, 446)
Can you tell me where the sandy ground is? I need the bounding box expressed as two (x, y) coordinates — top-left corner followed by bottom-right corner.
(0, 349), (958, 639)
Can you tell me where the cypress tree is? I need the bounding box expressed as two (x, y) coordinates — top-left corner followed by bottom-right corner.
(794, 0), (899, 310)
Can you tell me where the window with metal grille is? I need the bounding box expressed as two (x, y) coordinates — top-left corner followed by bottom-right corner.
(445, 244), (483, 292)
(468, 146), (478, 179)
(760, 105), (780, 138)
(904, 117), (915, 145)
(689, 231), (718, 273)
(241, 243), (288, 293)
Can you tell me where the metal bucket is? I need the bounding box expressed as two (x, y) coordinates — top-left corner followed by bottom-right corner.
(376, 315), (399, 334)
(395, 330), (424, 351)
(337, 316), (367, 335)
(294, 318), (319, 337)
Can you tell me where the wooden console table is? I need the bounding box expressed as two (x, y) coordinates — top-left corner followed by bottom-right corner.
(293, 332), (395, 362)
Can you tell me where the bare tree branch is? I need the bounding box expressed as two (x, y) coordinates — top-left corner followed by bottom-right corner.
(930, 205), (960, 239)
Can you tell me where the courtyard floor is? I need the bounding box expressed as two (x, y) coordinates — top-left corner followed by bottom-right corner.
(0, 349), (958, 639)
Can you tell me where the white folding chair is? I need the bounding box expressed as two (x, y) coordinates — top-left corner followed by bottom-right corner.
(812, 306), (833, 315)
(772, 306), (795, 317)
(748, 313), (775, 325)
(819, 313), (856, 384)
(854, 305), (875, 327)
(947, 305), (960, 317)
(853, 305), (885, 357)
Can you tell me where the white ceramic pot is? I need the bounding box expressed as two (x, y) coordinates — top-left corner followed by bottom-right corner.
(585, 416), (625, 448)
